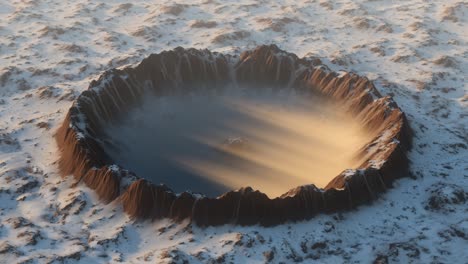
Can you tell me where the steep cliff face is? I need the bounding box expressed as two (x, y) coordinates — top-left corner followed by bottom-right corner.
(55, 45), (412, 226)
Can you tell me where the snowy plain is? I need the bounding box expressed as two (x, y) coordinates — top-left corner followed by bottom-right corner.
(0, 0), (467, 263)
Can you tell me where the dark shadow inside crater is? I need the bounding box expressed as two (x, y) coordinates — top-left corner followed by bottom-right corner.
(100, 85), (371, 198)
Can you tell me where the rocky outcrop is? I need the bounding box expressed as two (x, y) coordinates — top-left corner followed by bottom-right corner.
(55, 45), (412, 226)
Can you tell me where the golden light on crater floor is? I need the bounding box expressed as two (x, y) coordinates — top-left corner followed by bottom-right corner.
(102, 87), (372, 198)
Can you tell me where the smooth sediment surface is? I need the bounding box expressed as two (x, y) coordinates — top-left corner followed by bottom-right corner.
(102, 87), (371, 198)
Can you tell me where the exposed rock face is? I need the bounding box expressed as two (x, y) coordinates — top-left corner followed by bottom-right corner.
(55, 45), (412, 226)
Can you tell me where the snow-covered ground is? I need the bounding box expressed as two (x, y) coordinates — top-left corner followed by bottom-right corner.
(0, 0), (466, 263)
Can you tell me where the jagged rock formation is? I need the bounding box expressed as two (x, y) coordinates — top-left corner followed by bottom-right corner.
(55, 45), (412, 226)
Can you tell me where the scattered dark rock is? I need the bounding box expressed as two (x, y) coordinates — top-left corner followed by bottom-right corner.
(161, 4), (188, 16)
(256, 17), (300, 32)
(256, 233), (265, 244)
(17, 230), (41, 246)
(212, 31), (250, 44)
(425, 182), (466, 213)
(284, 240), (303, 262)
(39, 26), (66, 38)
(160, 248), (189, 264)
(373, 255), (388, 264)
(311, 241), (327, 250)
(0, 66), (21, 87)
(17, 78), (31, 91)
(263, 249), (275, 263)
(438, 224), (467, 241)
(93, 226), (126, 247)
(191, 20), (217, 28)
(0, 133), (21, 153)
(58, 89), (77, 101)
(36, 122), (50, 130)
(7, 217), (33, 229)
(54, 251), (82, 262)
(324, 222), (335, 233)
(441, 3), (467, 22)
(0, 242), (21, 256)
(213, 253), (227, 263)
(16, 179), (39, 194)
(37, 86), (60, 99)
(233, 233), (244, 247)
(113, 3), (133, 14)
(433, 56), (458, 68)
(388, 242), (421, 262)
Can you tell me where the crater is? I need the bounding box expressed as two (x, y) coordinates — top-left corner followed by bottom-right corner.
(56, 45), (412, 226)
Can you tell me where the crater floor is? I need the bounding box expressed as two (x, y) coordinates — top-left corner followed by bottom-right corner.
(102, 87), (370, 197)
